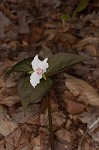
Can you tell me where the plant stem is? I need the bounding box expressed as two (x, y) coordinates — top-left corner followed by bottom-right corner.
(46, 95), (54, 150)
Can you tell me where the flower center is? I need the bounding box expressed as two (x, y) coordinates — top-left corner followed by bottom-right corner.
(36, 68), (43, 75)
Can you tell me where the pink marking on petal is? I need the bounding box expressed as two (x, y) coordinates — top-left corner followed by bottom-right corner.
(36, 68), (43, 75)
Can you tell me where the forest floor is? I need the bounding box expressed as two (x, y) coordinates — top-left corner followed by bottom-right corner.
(0, 0), (99, 150)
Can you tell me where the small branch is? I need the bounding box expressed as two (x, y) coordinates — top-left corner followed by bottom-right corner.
(89, 117), (99, 130)
(46, 95), (54, 150)
(78, 117), (99, 150)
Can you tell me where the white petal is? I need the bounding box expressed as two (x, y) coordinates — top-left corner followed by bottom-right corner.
(31, 55), (42, 71)
(30, 72), (42, 88)
(41, 58), (49, 73)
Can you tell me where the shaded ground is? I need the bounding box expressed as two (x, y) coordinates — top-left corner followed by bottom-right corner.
(0, 0), (99, 150)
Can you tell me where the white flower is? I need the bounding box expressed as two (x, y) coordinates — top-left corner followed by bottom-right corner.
(30, 55), (49, 88)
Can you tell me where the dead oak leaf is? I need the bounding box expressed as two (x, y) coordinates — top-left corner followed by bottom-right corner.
(55, 129), (72, 143)
(78, 111), (99, 142)
(0, 105), (18, 136)
(5, 73), (20, 88)
(73, 37), (99, 50)
(12, 105), (40, 124)
(64, 98), (86, 114)
(65, 74), (99, 107)
(81, 140), (90, 150)
(0, 61), (14, 76)
(0, 64), (21, 107)
(52, 111), (66, 127)
(0, 124), (32, 150)
(0, 96), (20, 107)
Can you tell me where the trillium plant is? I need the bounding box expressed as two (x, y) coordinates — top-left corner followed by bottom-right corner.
(11, 52), (85, 150)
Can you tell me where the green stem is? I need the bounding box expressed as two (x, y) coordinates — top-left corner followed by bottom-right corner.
(46, 95), (54, 150)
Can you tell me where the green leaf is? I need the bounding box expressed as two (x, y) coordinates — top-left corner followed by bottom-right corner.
(12, 57), (33, 72)
(18, 76), (52, 108)
(45, 52), (85, 76)
(61, 14), (71, 21)
(72, 0), (89, 17)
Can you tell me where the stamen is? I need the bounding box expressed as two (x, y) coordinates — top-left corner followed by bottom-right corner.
(36, 68), (43, 75)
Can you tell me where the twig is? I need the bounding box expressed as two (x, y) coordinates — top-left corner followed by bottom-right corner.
(46, 95), (54, 150)
(78, 117), (99, 150)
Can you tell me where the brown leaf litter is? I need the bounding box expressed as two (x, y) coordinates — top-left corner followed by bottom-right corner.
(64, 73), (99, 107)
(0, 0), (99, 149)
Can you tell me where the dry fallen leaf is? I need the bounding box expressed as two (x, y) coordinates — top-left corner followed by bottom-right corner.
(0, 63), (21, 106)
(64, 98), (86, 114)
(0, 105), (18, 136)
(0, 117), (18, 137)
(52, 111), (66, 127)
(54, 129), (74, 150)
(83, 12), (99, 27)
(40, 110), (66, 128)
(39, 44), (52, 58)
(5, 74), (19, 88)
(18, 10), (30, 34)
(85, 44), (97, 56)
(40, 128), (50, 150)
(8, 0), (18, 3)
(74, 37), (99, 49)
(33, 135), (40, 150)
(0, 61), (14, 75)
(81, 140), (90, 150)
(0, 11), (11, 38)
(12, 105), (40, 123)
(73, 36), (99, 57)
(44, 29), (55, 41)
(0, 79), (5, 88)
(65, 73), (99, 106)
(0, 124), (32, 150)
(54, 139), (67, 150)
(55, 129), (72, 143)
(31, 26), (43, 42)
(78, 111), (99, 142)
(0, 96), (20, 107)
